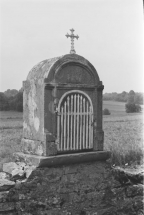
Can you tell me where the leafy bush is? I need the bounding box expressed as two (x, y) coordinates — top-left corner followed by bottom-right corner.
(103, 108), (111, 115)
(125, 103), (141, 113)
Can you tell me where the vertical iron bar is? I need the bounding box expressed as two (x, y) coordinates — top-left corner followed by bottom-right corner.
(80, 96), (82, 149)
(76, 94), (80, 149)
(64, 102), (67, 150)
(67, 96), (70, 150)
(70, 95), (73, 150)
(88, 105), (91, 148)
(86, 102), (89, 149)
(57, 112), (60, 151)
(90, 106), (93, 148)
(83, 98), (86, 149)
(61, 106), (64, 151)
(73, 94), (76, 150)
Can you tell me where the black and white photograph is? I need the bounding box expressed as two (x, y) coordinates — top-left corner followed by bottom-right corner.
(0, 0), (143, 214)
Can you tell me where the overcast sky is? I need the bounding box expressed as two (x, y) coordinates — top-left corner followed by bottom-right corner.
(0, 0), (143, 93)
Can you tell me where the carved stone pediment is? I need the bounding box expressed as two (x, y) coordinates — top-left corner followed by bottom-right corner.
(55, 64), (94, 85)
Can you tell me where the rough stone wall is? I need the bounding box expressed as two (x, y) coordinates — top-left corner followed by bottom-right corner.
(22, 79), (45, 156)
(22, 54), (104, 156)
(23, 79), (44, 141)
(0, 161), (143, 215)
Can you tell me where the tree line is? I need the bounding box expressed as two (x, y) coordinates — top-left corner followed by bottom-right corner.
(0, 89), (143, 112)
(0, 89), (23, 112)
(103, 91), (143, 105)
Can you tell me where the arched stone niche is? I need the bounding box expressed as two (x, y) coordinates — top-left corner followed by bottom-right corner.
(21, 54), (104, 157)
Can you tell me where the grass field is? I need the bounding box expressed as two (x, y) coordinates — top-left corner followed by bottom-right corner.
(0, 101), (143, 169)
(103, 101), (143, 166)
(0, 111), (22, 170)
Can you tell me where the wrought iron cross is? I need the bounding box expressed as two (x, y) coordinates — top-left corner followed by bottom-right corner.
(66, 29), (79, 54)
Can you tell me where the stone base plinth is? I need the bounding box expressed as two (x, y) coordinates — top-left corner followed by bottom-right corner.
(1, 155), (143, 215)
(15, 151), (111, 167)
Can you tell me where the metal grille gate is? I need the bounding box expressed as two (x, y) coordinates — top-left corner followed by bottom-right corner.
(57, 90), (93, 152)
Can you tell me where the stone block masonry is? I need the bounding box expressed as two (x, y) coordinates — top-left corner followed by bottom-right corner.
(0, 160), (143, 215)
(22, 54), (104, 156)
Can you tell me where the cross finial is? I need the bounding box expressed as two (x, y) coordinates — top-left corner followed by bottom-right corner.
(66, 28), (79, 54)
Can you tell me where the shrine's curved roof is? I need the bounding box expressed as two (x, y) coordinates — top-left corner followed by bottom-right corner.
(27, 56), (63, 81)
(26, 54), (100, 83)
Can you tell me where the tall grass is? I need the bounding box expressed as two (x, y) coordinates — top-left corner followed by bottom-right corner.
(103, 101), (143, 166)
(0, 112), (22, 170)
(104, 117), (143, 166)
(0, 128), (22, 165)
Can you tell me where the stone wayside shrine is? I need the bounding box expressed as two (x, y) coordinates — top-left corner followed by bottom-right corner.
(19, 28), (110, 166)
(1, 30), (143, 215)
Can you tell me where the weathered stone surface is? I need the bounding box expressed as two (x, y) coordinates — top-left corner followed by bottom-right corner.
(0, 161), (143, 214)
(21, 138), (45, 156)
(112, 166), (144, 185)
(25, 165), (36, 178)
(22, 54), (104, 156)
(0, 179), (15, 186)
(2, 161), (36, 185)
(15, 151), (111, 167)
(3, 162), (18, 175)
(0, 172), (10, 180)
(0, 179), (15, 191)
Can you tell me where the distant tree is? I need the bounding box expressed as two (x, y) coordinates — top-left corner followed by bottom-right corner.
(103, 92), (118, 101)
(134, 93), (143, 105)
(103, 93), (110, 100)
(129, 90), (135, 95)
(103, 91), (128, 102)
(15, 91), (23, 103)
(103, 108), (111, 115)
(19, 87), (24, 93)
(111, 92), (118, 101)
(16, 92), (23, 112)
(9, 91), (23, 112)
(0, 93), (9, 110)
(121, 91), (127, 95)
(4, 89), (18, 98)
(120, 91), (128, 102)
(0, 89), (23, 111)
(125, 90), (142, 113)
(127, 90), (135, 104)
(125, 103), (141, 113)
(103, 90), (143, 107)
(135, 104), (142, 112)
(8, 99), (16, 110)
